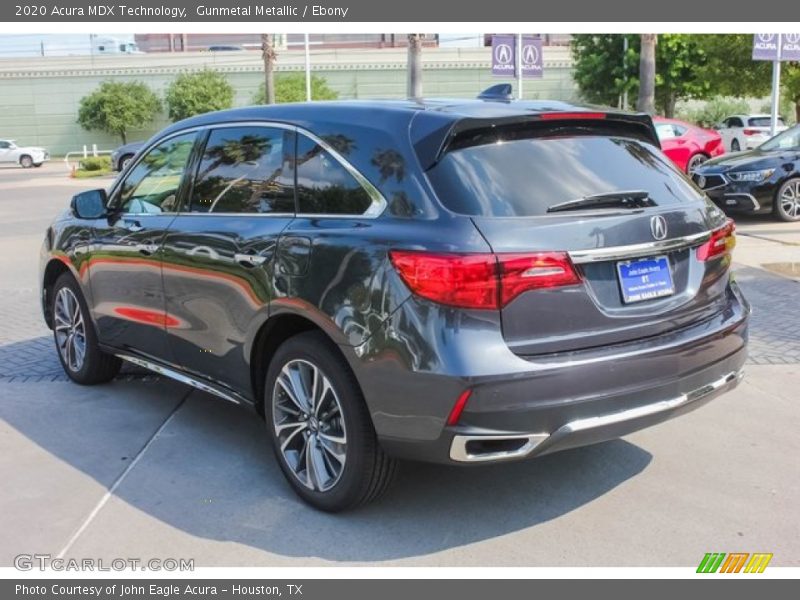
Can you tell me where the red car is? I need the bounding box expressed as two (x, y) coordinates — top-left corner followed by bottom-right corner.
(654, 117), (725, 174)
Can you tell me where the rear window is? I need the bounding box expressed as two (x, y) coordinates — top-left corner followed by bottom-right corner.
(748, 117), (785, 127)
(427, 135), (703, 217)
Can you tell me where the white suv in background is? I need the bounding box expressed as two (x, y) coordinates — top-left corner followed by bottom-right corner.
(0, 139), (49, 168)
(717, 114), (788, 152)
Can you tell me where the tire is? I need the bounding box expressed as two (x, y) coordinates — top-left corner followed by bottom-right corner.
(19, 155), (33, 168)
(33, 163), (43, 168)
(731, 139), (741, 152)
(686, 153), (709, 174)
(120, 154), (134, 171)
(265, 331), (398, 511)
(51, 273), (122, 384)
(773, 178), (800, 222)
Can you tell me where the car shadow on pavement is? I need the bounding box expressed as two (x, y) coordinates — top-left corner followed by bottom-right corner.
(1, 369), (653, 562)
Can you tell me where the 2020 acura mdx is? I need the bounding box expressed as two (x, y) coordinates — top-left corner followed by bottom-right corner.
(40, 99), (749, 511)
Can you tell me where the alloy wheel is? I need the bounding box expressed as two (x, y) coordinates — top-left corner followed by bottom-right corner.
(272, 359), (347, 492)
(54, 287), (87, 372)
(687, 154), (708, 174)
(779, 180), (800, 219)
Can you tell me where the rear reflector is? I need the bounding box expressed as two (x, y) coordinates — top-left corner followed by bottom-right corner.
(389, 250), (580, 310)
(446, 389), (473, 426)
(696, 219), (736, 261)
(539, 112), (607, 121)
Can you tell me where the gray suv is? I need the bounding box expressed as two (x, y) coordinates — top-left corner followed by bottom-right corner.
(40, 99), (749, 511)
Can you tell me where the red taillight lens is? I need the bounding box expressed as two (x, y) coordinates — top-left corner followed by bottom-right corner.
(389, 250), (581, 310)
(743, 128), (760, 136)
(498, 253), (581, 303)
(388, 251), (499, 309)
(696, 219), (736, 261)
(446, 389), (472, 426)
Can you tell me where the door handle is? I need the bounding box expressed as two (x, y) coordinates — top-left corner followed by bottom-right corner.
(234, 253), (267, 268)
(137, 242), (160, 256)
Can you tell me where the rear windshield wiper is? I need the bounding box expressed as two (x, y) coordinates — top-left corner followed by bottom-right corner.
(546, 190), (654, 213)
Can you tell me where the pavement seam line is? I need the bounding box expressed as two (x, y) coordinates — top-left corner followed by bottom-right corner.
(55, 389), (192, 559)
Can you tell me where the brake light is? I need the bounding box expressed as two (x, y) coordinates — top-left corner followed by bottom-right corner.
(388, 250), (581, 310)
(696, 219), (736, 261)
(539, 112), (607, 121)
(743, 128), (760, 136)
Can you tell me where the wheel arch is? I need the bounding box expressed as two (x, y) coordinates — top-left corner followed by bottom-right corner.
(41, 258), (78, 329)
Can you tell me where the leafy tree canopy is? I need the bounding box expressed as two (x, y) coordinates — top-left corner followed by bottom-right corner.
(77, 80), (161, 144)
(165, 69), (235, 122)
(252, 73), (339, 104)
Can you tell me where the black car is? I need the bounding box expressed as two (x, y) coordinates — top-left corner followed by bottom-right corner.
(40, 98), (749, 511)
(693, 125), (800, 221)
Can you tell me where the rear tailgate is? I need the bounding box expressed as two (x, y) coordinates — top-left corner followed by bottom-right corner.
(424, 112), (734, 355)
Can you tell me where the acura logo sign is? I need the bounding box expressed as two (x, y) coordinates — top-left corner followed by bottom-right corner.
(494, 44), (513, 64)
(650, 215), (668, 241)
(522, 44), (539, 65)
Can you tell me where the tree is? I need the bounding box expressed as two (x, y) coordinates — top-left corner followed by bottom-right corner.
(407, 34), (423, 98)
(573, 34), (710, 117)
(164, 69), (234, 122)
(695, 34), (772, 98)
(252, 73), (339, 104)
(77, 81), (160, 144)
(637, 34), (657, 115)
(571, 34), (638, 107)
(783, 65), (800, 123)
(261, 34), (277, 104)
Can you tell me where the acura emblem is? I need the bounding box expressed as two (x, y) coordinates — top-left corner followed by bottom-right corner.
(650, 215), (668, 241)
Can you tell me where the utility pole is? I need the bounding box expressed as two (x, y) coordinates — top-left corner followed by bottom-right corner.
(407, 34), (423, 99)
(637, 34), (657, 115)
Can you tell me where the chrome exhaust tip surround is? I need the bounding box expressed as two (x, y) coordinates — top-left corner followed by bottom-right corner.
(449, 433), (549, 463)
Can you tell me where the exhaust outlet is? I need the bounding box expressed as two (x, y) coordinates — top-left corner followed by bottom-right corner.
(450, 433), (549, 463)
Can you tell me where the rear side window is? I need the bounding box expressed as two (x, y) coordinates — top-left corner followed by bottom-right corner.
(426, 135), (703, 217)
(748, 117), (785, 127)
(191, 126), (295, 214)
(295, 134), (373, 215)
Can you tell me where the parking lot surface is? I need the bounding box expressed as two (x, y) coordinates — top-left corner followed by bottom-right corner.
(1, 163), (798, 566)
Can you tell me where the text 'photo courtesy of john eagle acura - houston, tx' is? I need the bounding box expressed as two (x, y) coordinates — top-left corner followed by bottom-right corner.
(39, 96), (749, 511)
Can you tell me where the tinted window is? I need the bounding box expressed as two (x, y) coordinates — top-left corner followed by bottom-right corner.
(116, 133), (195, 214)
(0, 141), (10, 149)
(295, 134), (372, 215)
(748, 116), (785, 128)
(727, 117), (744, 128)
(191, 126), (295, 214)
(427, 135), (703, 217)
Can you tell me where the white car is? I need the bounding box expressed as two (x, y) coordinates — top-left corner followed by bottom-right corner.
(716, 114), (788, 152)
(0, 139), (49, 168)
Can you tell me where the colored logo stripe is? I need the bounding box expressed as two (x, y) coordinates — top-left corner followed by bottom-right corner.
(697, 552), (773, 573)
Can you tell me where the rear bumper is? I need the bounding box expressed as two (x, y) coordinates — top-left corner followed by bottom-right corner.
(449, 368), (742, 462)
(360, 281), (749, 465)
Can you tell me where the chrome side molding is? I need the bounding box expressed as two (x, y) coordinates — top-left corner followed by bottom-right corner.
(115, 352), (248, 406)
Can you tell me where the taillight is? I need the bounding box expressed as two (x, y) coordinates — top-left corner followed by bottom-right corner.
(388, 250), (580, 310)
(743, 128), (760, 136)
(696, 219), (736, 261)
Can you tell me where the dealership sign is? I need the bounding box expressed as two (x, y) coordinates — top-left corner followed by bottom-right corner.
(520, 36), (543, 78)
(492, 35), (516, 76)
(492, 35), (544, 77)
(752, 34), (800, 61)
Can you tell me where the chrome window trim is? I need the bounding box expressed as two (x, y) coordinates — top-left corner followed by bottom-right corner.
(568, 230), (712, 264)
(110, 120), (388, 219)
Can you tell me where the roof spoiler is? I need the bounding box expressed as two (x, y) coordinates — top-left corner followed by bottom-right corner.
(477, 84), (513, 102)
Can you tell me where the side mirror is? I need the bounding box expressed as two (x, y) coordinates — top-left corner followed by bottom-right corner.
(71, 189), (108, 219)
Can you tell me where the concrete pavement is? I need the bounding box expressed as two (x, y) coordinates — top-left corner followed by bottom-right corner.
(1, 163), (798, 567)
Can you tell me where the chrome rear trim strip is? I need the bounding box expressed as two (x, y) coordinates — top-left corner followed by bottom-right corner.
(449, 433), (549, 463)
(568, 230), (711, 264)
(115, 352), (247, 405)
